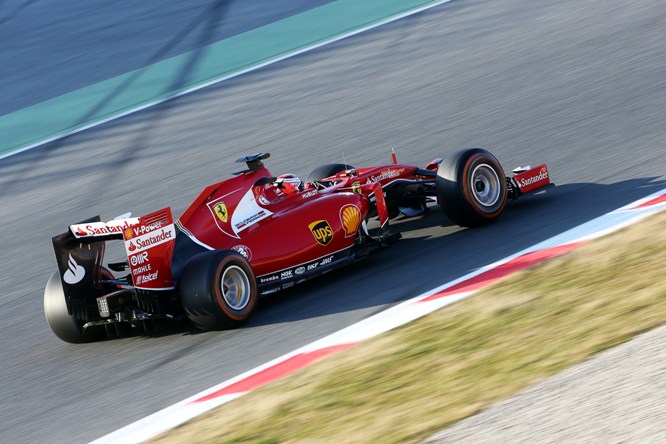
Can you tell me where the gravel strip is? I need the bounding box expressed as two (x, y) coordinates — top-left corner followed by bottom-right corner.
(425, 324), (666, 443)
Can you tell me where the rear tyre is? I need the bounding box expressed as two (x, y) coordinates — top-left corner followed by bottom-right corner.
(305, 163), (354, 182)
(178, 250), (257, 331)
(436, 148), (507, 227)
(44, 271), (104, 343)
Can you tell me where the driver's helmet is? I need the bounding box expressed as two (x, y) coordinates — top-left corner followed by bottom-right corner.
(276, 173), (302, 195)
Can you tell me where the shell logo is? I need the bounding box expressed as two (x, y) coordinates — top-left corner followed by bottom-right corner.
(340, 204), (361, 238)
(124, 228), (134, 239)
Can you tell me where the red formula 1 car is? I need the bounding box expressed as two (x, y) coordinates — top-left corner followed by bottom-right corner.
(45, 149), (552, 342)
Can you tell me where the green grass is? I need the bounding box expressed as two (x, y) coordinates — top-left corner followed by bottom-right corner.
(153, 212), (666, 444)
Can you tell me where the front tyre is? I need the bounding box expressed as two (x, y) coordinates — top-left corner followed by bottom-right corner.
(436, 148), (507, 227)
(178, 250), (257, 331)
(44, 271), (104, 343)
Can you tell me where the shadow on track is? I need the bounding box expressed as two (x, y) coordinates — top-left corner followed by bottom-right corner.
(0, 0), (233, 199)
(82, 177), (665, 342)
(0, 0), (39, 25)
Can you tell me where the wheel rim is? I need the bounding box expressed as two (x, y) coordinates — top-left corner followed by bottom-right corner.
(220, 265), (251, 311)
(470, 164), (501, 208)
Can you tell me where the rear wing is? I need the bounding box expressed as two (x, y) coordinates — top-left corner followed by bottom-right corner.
(69, 216), (139, 240)
(52, 208), (177, 319)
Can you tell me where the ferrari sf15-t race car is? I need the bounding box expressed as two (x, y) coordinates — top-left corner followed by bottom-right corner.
(45, 148), (553, 342)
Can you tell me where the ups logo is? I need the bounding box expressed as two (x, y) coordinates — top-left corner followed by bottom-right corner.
(308, 220), (333, 246)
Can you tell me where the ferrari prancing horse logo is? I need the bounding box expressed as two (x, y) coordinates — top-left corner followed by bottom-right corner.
(214, 202), (228, 223)
(309, 220), (333, 246)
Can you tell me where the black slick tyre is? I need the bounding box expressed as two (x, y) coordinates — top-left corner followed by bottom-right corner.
(44, 271), (104, 343)
(436, 148), (507, 227)
(178, 250), (257, 331)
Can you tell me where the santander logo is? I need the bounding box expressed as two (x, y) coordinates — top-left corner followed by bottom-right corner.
(519, 170), (549, 188)
(63, 254), (85, 285)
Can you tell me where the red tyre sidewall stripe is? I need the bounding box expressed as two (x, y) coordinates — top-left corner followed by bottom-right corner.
(213, 257), (255, 321)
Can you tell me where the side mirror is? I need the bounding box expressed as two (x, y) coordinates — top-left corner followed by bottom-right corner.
(235, 152), (271, 171)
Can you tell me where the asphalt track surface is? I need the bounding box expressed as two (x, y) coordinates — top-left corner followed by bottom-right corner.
(0, 0), (333, 114)
(1, 0), (665, 442)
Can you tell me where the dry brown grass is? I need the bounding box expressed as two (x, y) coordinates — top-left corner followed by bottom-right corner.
(152, 211), (666, 444)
